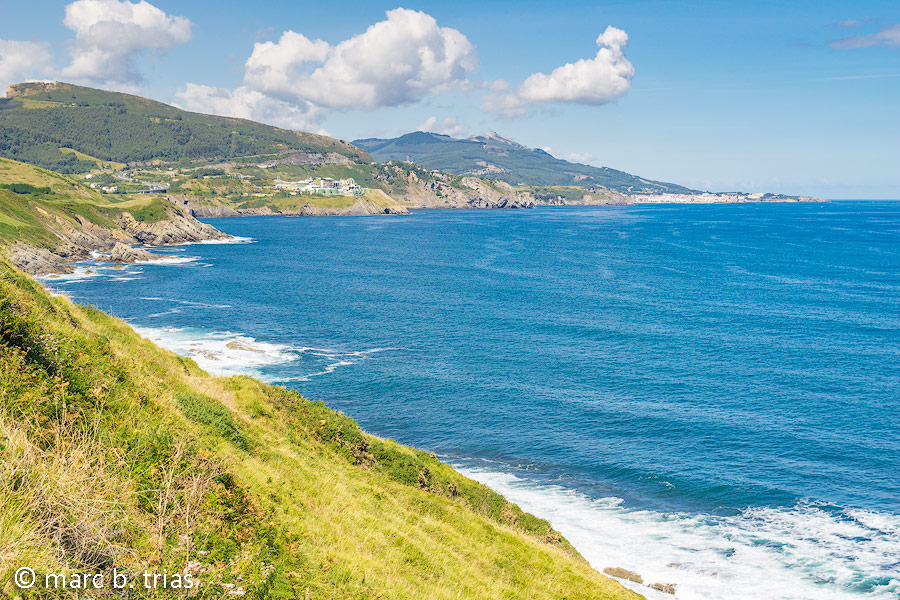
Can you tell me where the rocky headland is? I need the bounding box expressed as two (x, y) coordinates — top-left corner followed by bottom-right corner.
(8, 204), (229, 276)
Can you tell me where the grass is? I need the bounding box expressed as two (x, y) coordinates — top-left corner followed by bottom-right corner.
(0, 157), (100, 203)
(58, 148), (126, 171)
(0, 258), (643, 599)
(128, 198), (172, 223)
(0, 82), (373, 172)
(0, 157), (173, 250)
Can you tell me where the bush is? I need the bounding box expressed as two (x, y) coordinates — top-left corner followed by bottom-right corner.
(175, 391), (248, 450)
(129, 198), (170, 223)
(0, 182), (51, 195)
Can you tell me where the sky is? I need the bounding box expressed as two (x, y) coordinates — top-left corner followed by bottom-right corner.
(1, 0), (898, 198)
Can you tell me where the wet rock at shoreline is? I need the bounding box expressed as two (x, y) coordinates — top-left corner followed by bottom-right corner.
(109, 242), (162, 263)
(602, 567), (643, 584)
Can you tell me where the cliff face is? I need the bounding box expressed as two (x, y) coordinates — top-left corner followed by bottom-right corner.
(170, 192), (409, 219)
(386, 167), (536, 209)
(5, 81), (70, 98)
(8, 203), (229, 275)
(373, 163), (629, 210)
(0, 157), (232, 275)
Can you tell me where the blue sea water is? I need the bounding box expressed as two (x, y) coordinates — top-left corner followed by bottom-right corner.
(44, 202), (900, 600)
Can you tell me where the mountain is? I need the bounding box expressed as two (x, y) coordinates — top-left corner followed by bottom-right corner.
(0, 82), (370, 173)
(354, 131), (696, 194)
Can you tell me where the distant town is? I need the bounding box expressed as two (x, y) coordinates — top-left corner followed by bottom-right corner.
(632, 192), (820, 204)
(274, 177), (367, 197)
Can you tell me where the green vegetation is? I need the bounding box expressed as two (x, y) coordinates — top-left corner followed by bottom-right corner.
(355, 131), (696, 193)
(527, 185), (593, 202)
(0, 82), (371, 173)
(59, 147), (126, 171)
(0, 158), (146, 249)
(176, 391), (249, 451)
(0, 183), (51, 196)
(128, 198), (172, 223)
(0, 257), (641, 599)
(236, 193), (357, 212)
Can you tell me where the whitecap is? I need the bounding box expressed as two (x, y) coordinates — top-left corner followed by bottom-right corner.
(455, 467), (900, 600)
(132, 327), (298, 380)
(138, 297), (232, 309)
(174, 236), (255, 245)
(38, 266), (105, 283)
(132, 326), (400, 382)
(138, 256), (200, 265)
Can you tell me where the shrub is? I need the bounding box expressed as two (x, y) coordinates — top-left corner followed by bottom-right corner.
(175, 391), (248, 450)
(0, 182), (51, 195)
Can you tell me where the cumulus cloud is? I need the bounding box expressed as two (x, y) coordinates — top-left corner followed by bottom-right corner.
(564, 151), (595, 165)
(61, 0), (192, 84)
(415, 116), (468, 137)
(0, 40), (54, 92)
(483, 26), (633, 117)
(243, 8), (477, 110)
(174, 83), (325, 131)
(829, 24), (900, 49)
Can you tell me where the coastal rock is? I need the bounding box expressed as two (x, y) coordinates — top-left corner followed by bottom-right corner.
(118, 206), (230, 245)
(167, 197), (241, 218)
(225, 340), (265, 353)
(169, 191), (409, 218)
(4, 203), (230, 276)
(8, 242), (76, 275)
(108, 242), (162, 263)
(602, 567), (643, 584)
(650, 583), (677, 594)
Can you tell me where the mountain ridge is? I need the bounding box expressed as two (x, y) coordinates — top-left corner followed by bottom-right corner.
(354, 130), (697, 194)
(0, 81), (371, 172)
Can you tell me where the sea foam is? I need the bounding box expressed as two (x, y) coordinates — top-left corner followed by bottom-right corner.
(132, 326), (298, 379)
(456, 467), (900, 600)
(132, 326), (398, 382)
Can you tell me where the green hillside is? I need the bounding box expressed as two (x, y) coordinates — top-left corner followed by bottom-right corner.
(354, 131), (696, 194)
(0, 157), (134, 248)
(0, 257), (642, 599)
(0, 82), (370, 173)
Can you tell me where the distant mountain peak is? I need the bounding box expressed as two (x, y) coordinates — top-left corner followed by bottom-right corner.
(353, 131), (695, 194)
(468, 131), (524, 148)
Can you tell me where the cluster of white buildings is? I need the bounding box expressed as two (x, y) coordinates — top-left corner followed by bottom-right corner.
(632, 192), (780, 204)
(274, 177), (364, 196)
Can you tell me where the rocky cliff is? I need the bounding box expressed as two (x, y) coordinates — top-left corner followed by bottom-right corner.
(8, 203), (229, 275)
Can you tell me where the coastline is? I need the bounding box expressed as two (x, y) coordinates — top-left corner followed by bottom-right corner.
(34, 204), (900, 600)
(2, 256), (643, 600)
(7, 193), (823, 278)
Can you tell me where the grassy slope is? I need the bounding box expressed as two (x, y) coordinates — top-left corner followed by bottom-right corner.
(0, 82), (371, 172)
(0, 260), (641, 599)
(0, 157), (157, 250)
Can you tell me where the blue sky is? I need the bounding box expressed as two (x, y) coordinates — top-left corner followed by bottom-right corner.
(2, 0), (899, 198)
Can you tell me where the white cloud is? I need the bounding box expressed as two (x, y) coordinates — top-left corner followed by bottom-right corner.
(61, 0), (192, 84)
(830, 24), (900, 49)
(415, 116), (468, 137)
(243, 8), (477, 110)
(836, 18), (876, 29)
(174, 83), (325, 131)
(563, 151), (595, 164)
(483, 26), (634, 116)
(0, 40), (54, 93)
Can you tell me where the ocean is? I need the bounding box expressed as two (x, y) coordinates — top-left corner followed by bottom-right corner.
(42, 202), (900, 600)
